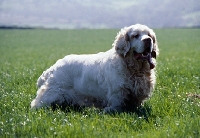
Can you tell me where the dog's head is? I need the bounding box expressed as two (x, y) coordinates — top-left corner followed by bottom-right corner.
(113, 24), (159, 69)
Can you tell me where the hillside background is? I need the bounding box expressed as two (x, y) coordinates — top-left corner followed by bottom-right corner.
(0, 0), (199, 29)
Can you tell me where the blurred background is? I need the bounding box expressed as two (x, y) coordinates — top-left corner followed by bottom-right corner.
(0, 0), (199, 29)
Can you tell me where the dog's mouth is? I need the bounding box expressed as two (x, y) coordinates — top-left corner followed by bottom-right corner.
(134, 50), (155, 69)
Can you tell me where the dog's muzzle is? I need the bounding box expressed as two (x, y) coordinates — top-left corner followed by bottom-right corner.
(134, 38), (155, 69)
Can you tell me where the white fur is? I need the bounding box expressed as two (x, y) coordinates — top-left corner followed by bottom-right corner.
(31, 24), (159, 112)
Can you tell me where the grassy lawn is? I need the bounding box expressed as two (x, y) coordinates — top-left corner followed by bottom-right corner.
(0, 28), (200, 137)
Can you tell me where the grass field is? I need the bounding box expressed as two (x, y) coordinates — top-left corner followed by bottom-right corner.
(0, 28), (200, 137)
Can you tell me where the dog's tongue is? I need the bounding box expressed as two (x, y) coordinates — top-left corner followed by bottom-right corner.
(134, 53), (155, 69)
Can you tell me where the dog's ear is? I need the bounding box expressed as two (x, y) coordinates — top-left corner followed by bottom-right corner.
(149, 31), (159, 59)
(151, 50), (157, 59)
(113, 28), (130, 57)
(152, 39), (159, 59)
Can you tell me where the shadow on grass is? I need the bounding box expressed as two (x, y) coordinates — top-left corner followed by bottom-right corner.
(51, 102), (153, 121)
(132, 104), (152, 121)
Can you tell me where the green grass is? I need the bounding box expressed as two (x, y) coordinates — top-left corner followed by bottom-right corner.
(0, 28), (200, 138)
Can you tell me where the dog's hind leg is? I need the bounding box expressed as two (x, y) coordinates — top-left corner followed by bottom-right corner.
(31, 85), (75, 109)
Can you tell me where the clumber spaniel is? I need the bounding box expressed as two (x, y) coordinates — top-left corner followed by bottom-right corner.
(31, 24), (159, 113)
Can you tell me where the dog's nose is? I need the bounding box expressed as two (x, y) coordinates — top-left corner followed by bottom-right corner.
(143, 38), (152, 51)
(143, 38), (151, 46)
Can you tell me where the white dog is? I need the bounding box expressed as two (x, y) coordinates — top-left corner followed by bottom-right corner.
(31, 24), (159, 112)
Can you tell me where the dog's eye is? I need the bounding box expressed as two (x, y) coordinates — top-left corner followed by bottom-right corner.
(131, 34), (139, 39)
(148, 33), (155, 43)
(148, 33), (152, 38)
(134, 34), (139, 38)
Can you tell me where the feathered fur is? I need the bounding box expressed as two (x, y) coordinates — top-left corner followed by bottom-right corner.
(31, 24), (159, 112)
